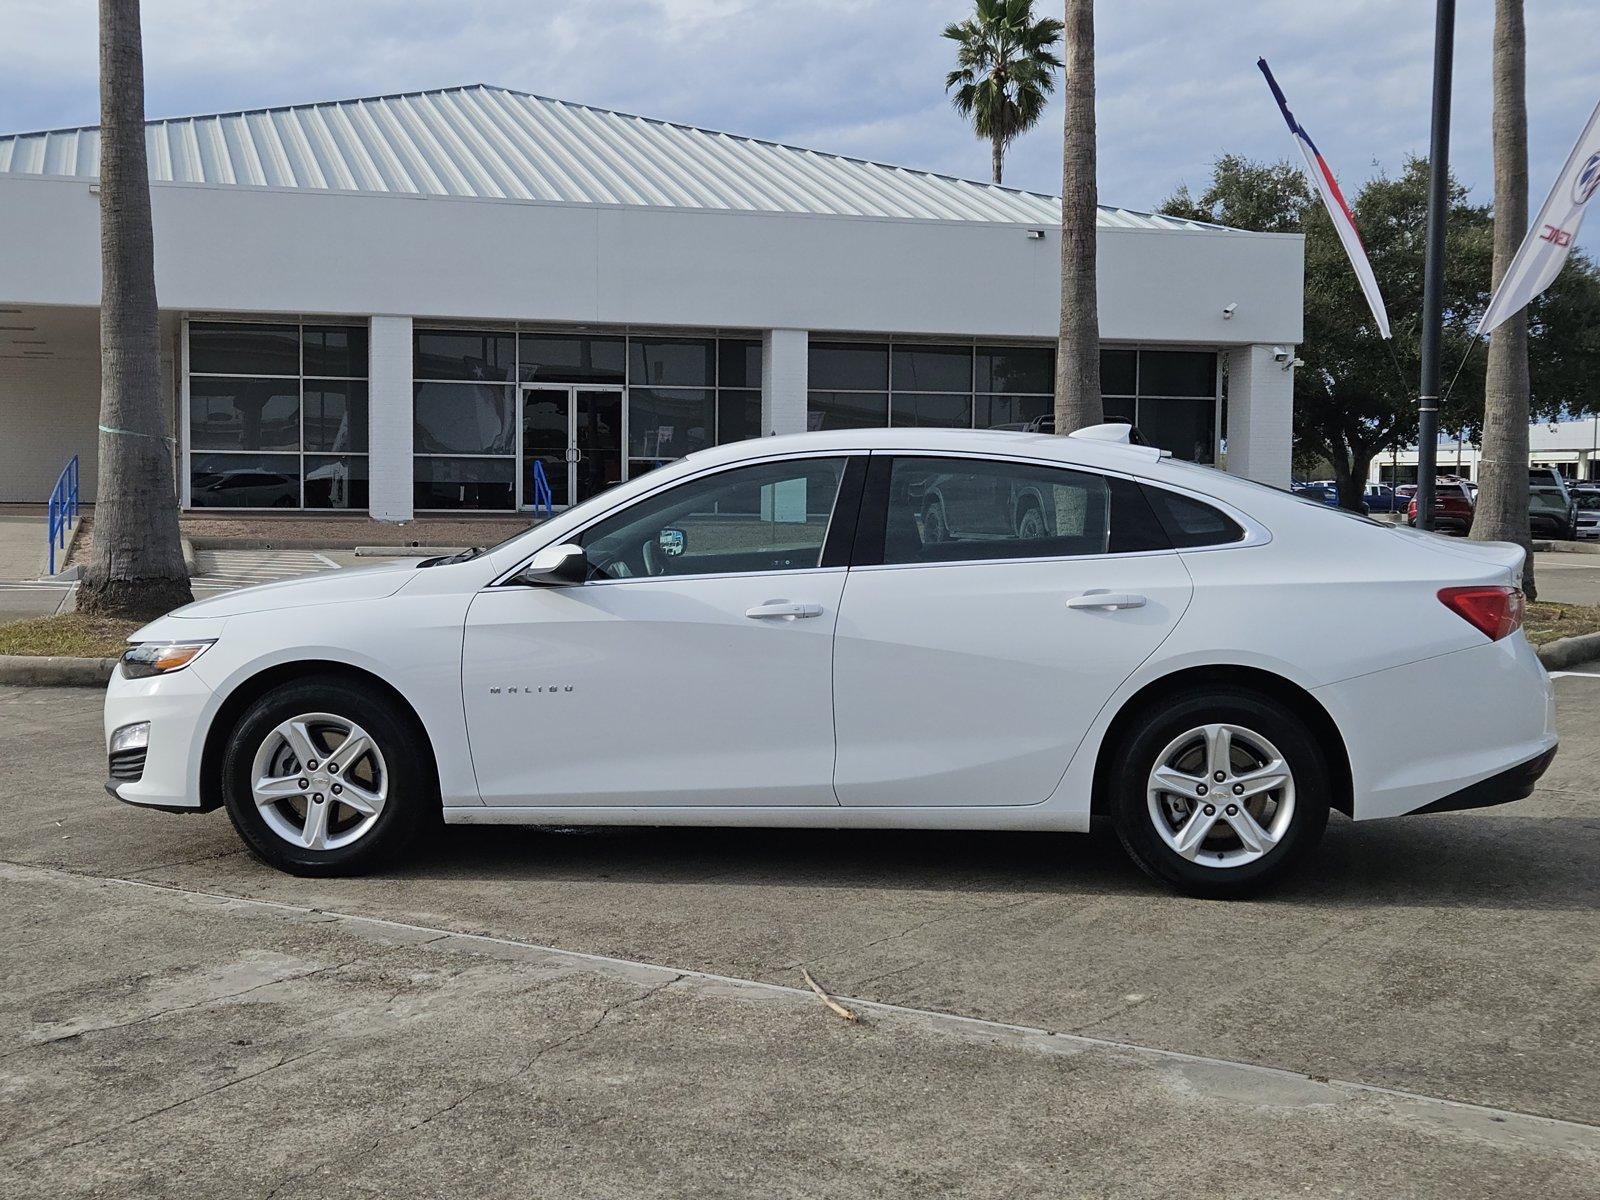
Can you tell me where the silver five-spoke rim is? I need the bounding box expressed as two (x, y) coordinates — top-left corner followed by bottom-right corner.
(249, 712), (388, 852)
(1146, 723), (1295, 869)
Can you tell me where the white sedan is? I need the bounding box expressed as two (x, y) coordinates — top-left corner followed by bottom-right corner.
(105, 426), (1556, 898)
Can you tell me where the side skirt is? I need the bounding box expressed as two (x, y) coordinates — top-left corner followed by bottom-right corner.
(443, 804), (1089, 833)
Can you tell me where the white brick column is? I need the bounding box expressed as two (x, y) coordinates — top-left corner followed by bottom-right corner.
(367, 315), (413, 521)
(1224, 343), (1294, 489)
(761, 329), (808, 437)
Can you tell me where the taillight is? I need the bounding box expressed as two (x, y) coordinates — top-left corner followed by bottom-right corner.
(1438, 586), (1525, 641)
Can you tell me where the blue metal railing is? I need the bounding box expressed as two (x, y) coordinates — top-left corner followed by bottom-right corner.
(530, 458), (554, 518)
(47, 455), (80, 576)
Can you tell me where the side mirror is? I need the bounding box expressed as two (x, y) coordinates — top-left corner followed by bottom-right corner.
(518, 543), (589, 585)
(657, 527), (686, 557)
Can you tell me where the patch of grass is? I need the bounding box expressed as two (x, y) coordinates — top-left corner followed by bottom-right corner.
(0, 614), (141, 658)
(1524, 601), (1600, 646)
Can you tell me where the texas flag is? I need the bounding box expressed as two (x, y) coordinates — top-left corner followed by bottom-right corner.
(1259, 58), (1392, 340)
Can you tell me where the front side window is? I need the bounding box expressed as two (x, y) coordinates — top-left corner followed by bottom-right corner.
(578, 457), (851, 580)
(872, 457), (1168, 565)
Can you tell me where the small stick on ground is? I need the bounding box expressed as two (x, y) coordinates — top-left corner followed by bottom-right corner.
(800, 967), (859, 1023)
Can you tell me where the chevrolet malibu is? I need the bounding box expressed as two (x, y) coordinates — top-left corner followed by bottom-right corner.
(105, 426), (1556, 898)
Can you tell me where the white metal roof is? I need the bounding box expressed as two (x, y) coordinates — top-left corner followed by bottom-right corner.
(0, 84), (1233, 232)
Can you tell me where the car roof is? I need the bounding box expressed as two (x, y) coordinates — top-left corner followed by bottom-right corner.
(682, 427), (1170, 474)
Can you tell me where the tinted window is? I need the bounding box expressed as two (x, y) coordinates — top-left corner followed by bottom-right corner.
(891, 393), (972, 428)
(977, 394), (1051, 430)
(1140, 485), (1245, 548)
(877, 457), (1113, 565)
(189, 378), (299, 451)
(892, 345), (972, 392)
(413, 457), (516, 510)
(1138, 397), (1215, 463)
(413, 383), (516, 455)
(1100, 349), (1137, 396)
(809, 342), (888, 390)
(1140, 350), (1216, 397)
(518, 333), (624, 384)
(579, 457), (848, 580)
(718, 339), (762, 389)
(189, 452), (300, 508)
(629, 388), (714, 459)
(414, 331), (515, 382)
(809, 391), (888, 430)
(304, 455), (370, 509)
(629, 338), (714, 387)
(718, 390), (762, 443)
(189, 323), (300, 375)
(977, 345), (1053, 394)
(303, 325), (368, 377)
(303, 381), (368, 452)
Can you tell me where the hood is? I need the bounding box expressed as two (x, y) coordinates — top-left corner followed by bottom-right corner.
(164, 558), (421, 619)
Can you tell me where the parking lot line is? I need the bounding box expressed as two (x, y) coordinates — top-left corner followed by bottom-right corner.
(12, 858), (1593, 1151)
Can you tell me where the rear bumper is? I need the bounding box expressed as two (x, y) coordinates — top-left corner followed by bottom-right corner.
(1408, 745), (1557, 815)
(1313, 634), (1557, 821)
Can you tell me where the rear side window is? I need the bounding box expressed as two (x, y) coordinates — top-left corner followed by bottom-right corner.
(861, 457), (1170, 566)
(1140, 485), (1246, 548)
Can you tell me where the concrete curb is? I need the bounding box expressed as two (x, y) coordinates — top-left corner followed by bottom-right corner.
(1536, 631), (1600, 671)
(1533, 539), (1600, 555)
(180, 537), (198, 577)
(0, 655), (116, 687)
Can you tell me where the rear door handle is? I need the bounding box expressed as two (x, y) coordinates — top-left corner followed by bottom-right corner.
(1066, 591), (1147, 611)
(745, 600), (824, 620)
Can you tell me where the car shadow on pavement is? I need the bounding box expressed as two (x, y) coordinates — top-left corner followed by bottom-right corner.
(388, 806), (1600, 913)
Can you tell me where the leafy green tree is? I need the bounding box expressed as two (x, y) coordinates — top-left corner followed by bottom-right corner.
(1162, 155), (1600, 511)
(944, 0), (1064, 185)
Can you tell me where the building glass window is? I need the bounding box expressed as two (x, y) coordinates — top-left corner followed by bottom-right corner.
(186, 321), (368, 509)
(808, 341), (1217, 462)
(412, 329), (768, 511)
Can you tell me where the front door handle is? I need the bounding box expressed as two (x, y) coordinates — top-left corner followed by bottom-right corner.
(1066, 591), (1147, 611)
(746, 600), (824, 620)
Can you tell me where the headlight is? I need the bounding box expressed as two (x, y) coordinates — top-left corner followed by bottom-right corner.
(120, 641), (215, 679)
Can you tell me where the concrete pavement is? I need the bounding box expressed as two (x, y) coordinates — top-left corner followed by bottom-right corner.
(1, 679), (1597, 1196)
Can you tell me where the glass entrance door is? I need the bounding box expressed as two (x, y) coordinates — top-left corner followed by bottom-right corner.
(521, 386), (625, 509)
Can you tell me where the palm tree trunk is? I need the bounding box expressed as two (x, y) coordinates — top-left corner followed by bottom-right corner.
(1054, 0), (1101, 433)
(79, 0), (192, 619)
(992, 134), (1004, 186)
(1470, 0), (1535, 598)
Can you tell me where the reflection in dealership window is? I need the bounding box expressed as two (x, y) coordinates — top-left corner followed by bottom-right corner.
(579, 458), (847, 580)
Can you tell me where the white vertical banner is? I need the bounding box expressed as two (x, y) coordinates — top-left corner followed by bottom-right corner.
(1478, 98), (1600, 336)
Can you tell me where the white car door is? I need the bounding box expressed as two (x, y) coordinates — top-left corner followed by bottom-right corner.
(462, 453), (863, 807)
(832, 454), (1195, 807)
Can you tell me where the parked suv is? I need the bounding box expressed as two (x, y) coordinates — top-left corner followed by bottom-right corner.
(1407, 479), (1475, 534)
(1529, 468), (1579, 540)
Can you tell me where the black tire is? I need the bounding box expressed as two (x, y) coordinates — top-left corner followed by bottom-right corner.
(1108, 686), (1330, 899)
(221, 674), (436, 876)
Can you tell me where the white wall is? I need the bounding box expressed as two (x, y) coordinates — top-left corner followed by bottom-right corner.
(1224, 344), (1294, 490)
(0, 175), (1304, 347)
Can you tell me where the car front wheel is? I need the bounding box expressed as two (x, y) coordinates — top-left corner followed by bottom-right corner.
(1109, 687), (1330, 899)
(221, 675), (435, 876)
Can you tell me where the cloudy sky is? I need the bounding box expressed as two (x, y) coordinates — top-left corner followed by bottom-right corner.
(3, 1), (1598, 248)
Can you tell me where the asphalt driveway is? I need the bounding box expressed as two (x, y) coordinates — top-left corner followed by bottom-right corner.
(1, 677), (1597, 1197)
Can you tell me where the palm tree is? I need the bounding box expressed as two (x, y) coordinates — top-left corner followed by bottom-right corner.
(943, 0), (1064, 186)
(78, 0), (192, 619)
(1054, 0), (1101, 433)
(1470, 0), (1535, 597)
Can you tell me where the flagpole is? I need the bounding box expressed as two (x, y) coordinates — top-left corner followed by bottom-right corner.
(1416, 0), (1456, 532)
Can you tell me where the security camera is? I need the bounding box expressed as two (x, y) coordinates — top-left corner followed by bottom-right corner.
(1283, 355), (1305, 372)
(1272, 346), (1290, 363)
(1222, 303), (1237, 319)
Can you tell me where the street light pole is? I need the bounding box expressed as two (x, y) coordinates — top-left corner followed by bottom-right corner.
(1415, 0), (1456, 531)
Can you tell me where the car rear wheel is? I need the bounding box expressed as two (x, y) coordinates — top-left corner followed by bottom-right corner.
(221, 675), (435, 876)
(1108, 687), (1330, 899)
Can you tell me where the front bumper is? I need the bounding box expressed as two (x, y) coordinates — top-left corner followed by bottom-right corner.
(103, 662), (216, 810)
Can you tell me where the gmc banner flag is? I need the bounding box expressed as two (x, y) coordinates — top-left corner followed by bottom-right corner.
(1258, 58), (1392, 340)
(1477, 98), (1600, 336)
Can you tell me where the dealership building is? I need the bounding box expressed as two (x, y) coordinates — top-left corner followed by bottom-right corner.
(0, 84), (1303, 519)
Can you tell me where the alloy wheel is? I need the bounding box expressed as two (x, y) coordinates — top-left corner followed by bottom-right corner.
(1145, 723), (1296, 869)
(248, 712), (389, 851)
